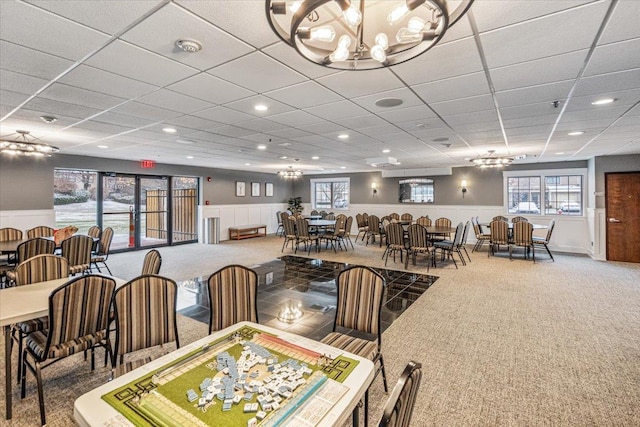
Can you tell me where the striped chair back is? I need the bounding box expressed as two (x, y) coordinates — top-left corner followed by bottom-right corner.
(407, 224), (429, 250)
(38, 275), (116, 361)
(310, 210), (319, 216)
(368, 215), (381, 234)
(512, 216), (529, 223)
(334, 216), (346, 236)
(16, 238), (56, 264)
(141, 249), (162, 275)
(344, 216), (353, 236)
(325, 213), (335, 220)
(512, 221), (533, 246)
(96, 227), (114, 257)
(279, 211), (290, 224)
(0, 227), (22, 241)
(282, 216), (297, 238)
(87, 225), (101, 238)
(493, 215), (508, 222)
(472, 217), (482, 238)
(61, 235), (93, 275)
(335, 213), (347, 222)
(400, 213), (413, 221)
(362, 212), (369, 223)
(434, 217), (451, 228)
(26, 226), (55, 239)
(207, 265), (258, 333)
(389, 213), (400, 220)
(333, 266), (385, 337)
(379, 361), (423, 427)
(490, 220), (510, 245)
(15, 254), (69, 286)
(295, 217), (312, 238)
(416, 216), (431, 227)
(385, 223), (405, 248)
(113, 275), (179, 358)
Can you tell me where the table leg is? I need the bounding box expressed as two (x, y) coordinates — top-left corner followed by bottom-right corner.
(4, 324), (12, 419)
(352, 404), (359, 427)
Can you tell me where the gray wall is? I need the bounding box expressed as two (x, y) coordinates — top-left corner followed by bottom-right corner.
(594, 154), (640, 209)
(0, 154), (294, 211)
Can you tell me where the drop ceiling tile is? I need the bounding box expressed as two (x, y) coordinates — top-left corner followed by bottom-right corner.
(265, 81), (343, 110)
(206, 125), (257, 138)
(38, 83), (126, 110)
(500, 102), (561, 121)
(0, 70), (48, 96)
(267, 110), (324, 127)
(2, 109), (79, 129)
(444, 109), (500, 126)
(91, 111), (156, 128)
(585, 38), (640, 77)
(352, 88), (424, 112)
(208, 52), (306, 93)
(566, 88), (640, 112)
(85, 40), (198, 87)
(334, 114), (388, 130)
(414, 72), (491, 105)
(262, 43), (341, 79)
(234, 119), (287, 133)
(502, 114), (558, 128)
(358, 124), (403, 138)
(58, 65), (158, 99)
(164, 115), (224, 131)
(393, 37), (483, 85)
(305, 100), (369, 121)
(598, 0), (640, 44)
(22, 97), (103, 120)
(25, 0), (164, 35)
(296, 122), (346, 135)
(376, 105), (438, 123)
(110, 101), (181, 121)
(317, 69), (404, 99)
(136, 89), (213, 113)
(191, 106), (255, 124)
(266, 128), (312, 139)
(480, 1), (609, 68)
(0, 90), (31, 110)
(121, 3), (254, 71)
(495, 81), (575, 108)
(71, 120), (133, 135)
(0, 41), (74, 80)
(573, 69), (640, 96)
(431, 94), (495, 116)
(225, 95), (295, 117)
(167, 73), (255, 105)
(0, 1), (110, 61)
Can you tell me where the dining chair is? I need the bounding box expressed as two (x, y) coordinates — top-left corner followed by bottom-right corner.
(112, 275), (179, 377)
(343, 216), (355, 249)
(432, 222), (465, 268)
(321, 266), (388, 427)
(406, 224), (432, 270)
(492, 215), (508, 222)
(61, 235), (94, 275)
(356, 213), (369, 242)
(512, 216), (529, 223)
(389, 213), (400, 220)
(0, 227), (23, 265)
(275, 210), (284, 237)
(310, 209), (319, 216)
(206, 264), (258, 333)
(488, 219), (510, 257)
(87, 225), (102, 239)
(533, 219), (555, 261)
(459, 220), (472, 262)
(5, 238), (57, 284)
(416, 216), (432, 227)
(325, 213), (335, 220)
(91, 227), (114, 275)
(383, 223), (406, 266)
(21, 274), (116, 426)
(471, 217), (490, 252)
(322, 216), (346, 252)
(510, 220), (535, 262)
(26, 226), (55, 239)
(378, 361), (423, 427)
(11, 254), (70, 384)
(281, 217), (297, 252)
(141, 249), (162, 275)
(400, 213), (413, 221)
(295, 217), (320, 254)
(434, 217), (452, 240)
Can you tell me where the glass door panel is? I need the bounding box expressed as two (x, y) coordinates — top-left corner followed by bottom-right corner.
(139, 177), (169, 248)
(101, 174), (136, 251)
(171, 177), (198, 243)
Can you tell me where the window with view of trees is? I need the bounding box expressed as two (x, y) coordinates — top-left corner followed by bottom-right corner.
(311, 178), (350, 209)
(54, 169), (98, 234)
(399, 178), (434, 203)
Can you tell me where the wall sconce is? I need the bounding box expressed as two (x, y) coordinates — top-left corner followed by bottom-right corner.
(371, 182), (378, 197)
(461, 180), (468, 198)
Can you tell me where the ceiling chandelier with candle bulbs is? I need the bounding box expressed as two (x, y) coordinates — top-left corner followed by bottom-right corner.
(0, 130), (60, 157)
(266, 0), (474, 70)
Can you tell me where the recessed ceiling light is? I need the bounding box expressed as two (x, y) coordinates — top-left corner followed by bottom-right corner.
(257, 144), (267, 150)
(254, 104), (268, 112)
(278, 155), (288, 159)
(312, 156), (319, 160)
(591, 98), (614, 105)
(97, 145), (109, 149)
(186, 155), (194, 159)
(338, 134), (349, 139)
(40, 115), (57, 124)
(568, 131), (584, 136)
(245, 162), (251, 166)
(396, 162), (401, 165)
(556, 152), (565, 155)
(340, 166), (346, 169)
(162, 127), (177, 134)
(382, 149), (390, 153)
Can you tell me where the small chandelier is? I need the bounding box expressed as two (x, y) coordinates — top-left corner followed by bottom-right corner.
(471, 150), (513, 168)
(0, 130), (59, 157)
(277, 166), (303, 178)
(266, 0), (474, 70)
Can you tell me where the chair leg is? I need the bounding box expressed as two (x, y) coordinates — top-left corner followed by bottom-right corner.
(364, 389), (369, 427)
(545, 243), (554, 261)
(35, 361), (46, 426)
(463, 246), (471, 262)
(16, 331), (24, 385)
(380, 353), (389, 392)
(103, 262), (113, 275)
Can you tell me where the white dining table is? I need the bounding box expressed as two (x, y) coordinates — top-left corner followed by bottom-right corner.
(1, 275), (126, 420)
(74, 321), (375, 427)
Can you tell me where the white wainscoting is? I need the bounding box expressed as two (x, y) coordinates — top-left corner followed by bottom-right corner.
(198, 203), (288, 242)
(0, 209), (56, 233)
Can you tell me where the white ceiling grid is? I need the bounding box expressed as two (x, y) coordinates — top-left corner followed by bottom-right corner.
(0, 0), (638, 173)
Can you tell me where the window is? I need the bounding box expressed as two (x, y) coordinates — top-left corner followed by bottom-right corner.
(310, 178), (350, 210)
(54, 168), (98, 234)
(504, 169), (586, 216)
(399, 178), (434, 203)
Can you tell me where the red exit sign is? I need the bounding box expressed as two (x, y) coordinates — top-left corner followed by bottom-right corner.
(141, 159), (156, 169)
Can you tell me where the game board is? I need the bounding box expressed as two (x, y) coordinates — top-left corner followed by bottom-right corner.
(102, 325), (359, 427)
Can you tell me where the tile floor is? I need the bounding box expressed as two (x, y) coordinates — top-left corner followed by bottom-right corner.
(176, 255), (438, 341)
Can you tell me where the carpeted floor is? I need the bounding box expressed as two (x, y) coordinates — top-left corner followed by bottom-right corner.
(1, 235), (639, 426)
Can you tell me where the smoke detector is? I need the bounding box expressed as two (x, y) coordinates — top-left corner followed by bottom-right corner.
(176, 39), (203, 53)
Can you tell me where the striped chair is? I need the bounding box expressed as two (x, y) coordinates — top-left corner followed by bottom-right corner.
(379, 361), (423, 427)
(471, 217), (490, 252)
(356, 213), (369, 242)
(389, 213), (400, 220)
(141, 249), (162, 275)
(366, 215), (383, 247)
(61, 235), (94, 275)
(533, 220), (556, 261)
(434, 217), (452, 241)
(321, 266), (388, 425)
(21, 275), (116, 426)
(207, 265), (258, 334)
(112, 275), (179, 375)
(493, 215), (508, 222)
(512, 216), (529, 223)
(295, 217), (320, 255)
(343, 216), (355, 249)
(91, 227), (114, 274)
(406, 224), (432, 270)
(5, 238), (56, 284)
(12, 255), (69, 384)
(383, 223), (406, 266)
(0, 227), (23, 265)
(281, 217), (297, 252)
(26, 226), (55, 239)
(321, 216), (346, 252)
(488, 219), (510, 257)
(510, 220), (534, 262)
(400, 213), (413, 221)
(416, 216), (432, 227)
(87, 225), (102, 238)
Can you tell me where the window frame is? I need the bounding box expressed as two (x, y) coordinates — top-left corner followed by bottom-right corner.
(310, 177), (350, 210)
(503, 168), (587, 217)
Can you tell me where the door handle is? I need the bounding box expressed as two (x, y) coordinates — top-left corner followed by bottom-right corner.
(608, 218), (621, 223)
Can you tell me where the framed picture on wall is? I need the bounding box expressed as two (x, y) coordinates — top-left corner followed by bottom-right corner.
(236, 181), (246, 197)
(251, 182), (260, 197)
(265, 182), (274, 197)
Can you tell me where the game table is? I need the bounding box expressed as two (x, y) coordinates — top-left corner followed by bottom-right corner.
(74, 321), (375, 427)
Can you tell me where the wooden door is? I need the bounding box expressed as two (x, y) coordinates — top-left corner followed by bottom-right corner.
(606, 172), (640, 262)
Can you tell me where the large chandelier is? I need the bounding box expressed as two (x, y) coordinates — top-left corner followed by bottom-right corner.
(471, 151), (513, 168)
(266, 0), (474, 70)
(277, 166), (303, 178)
(0, 130), (59, 157)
